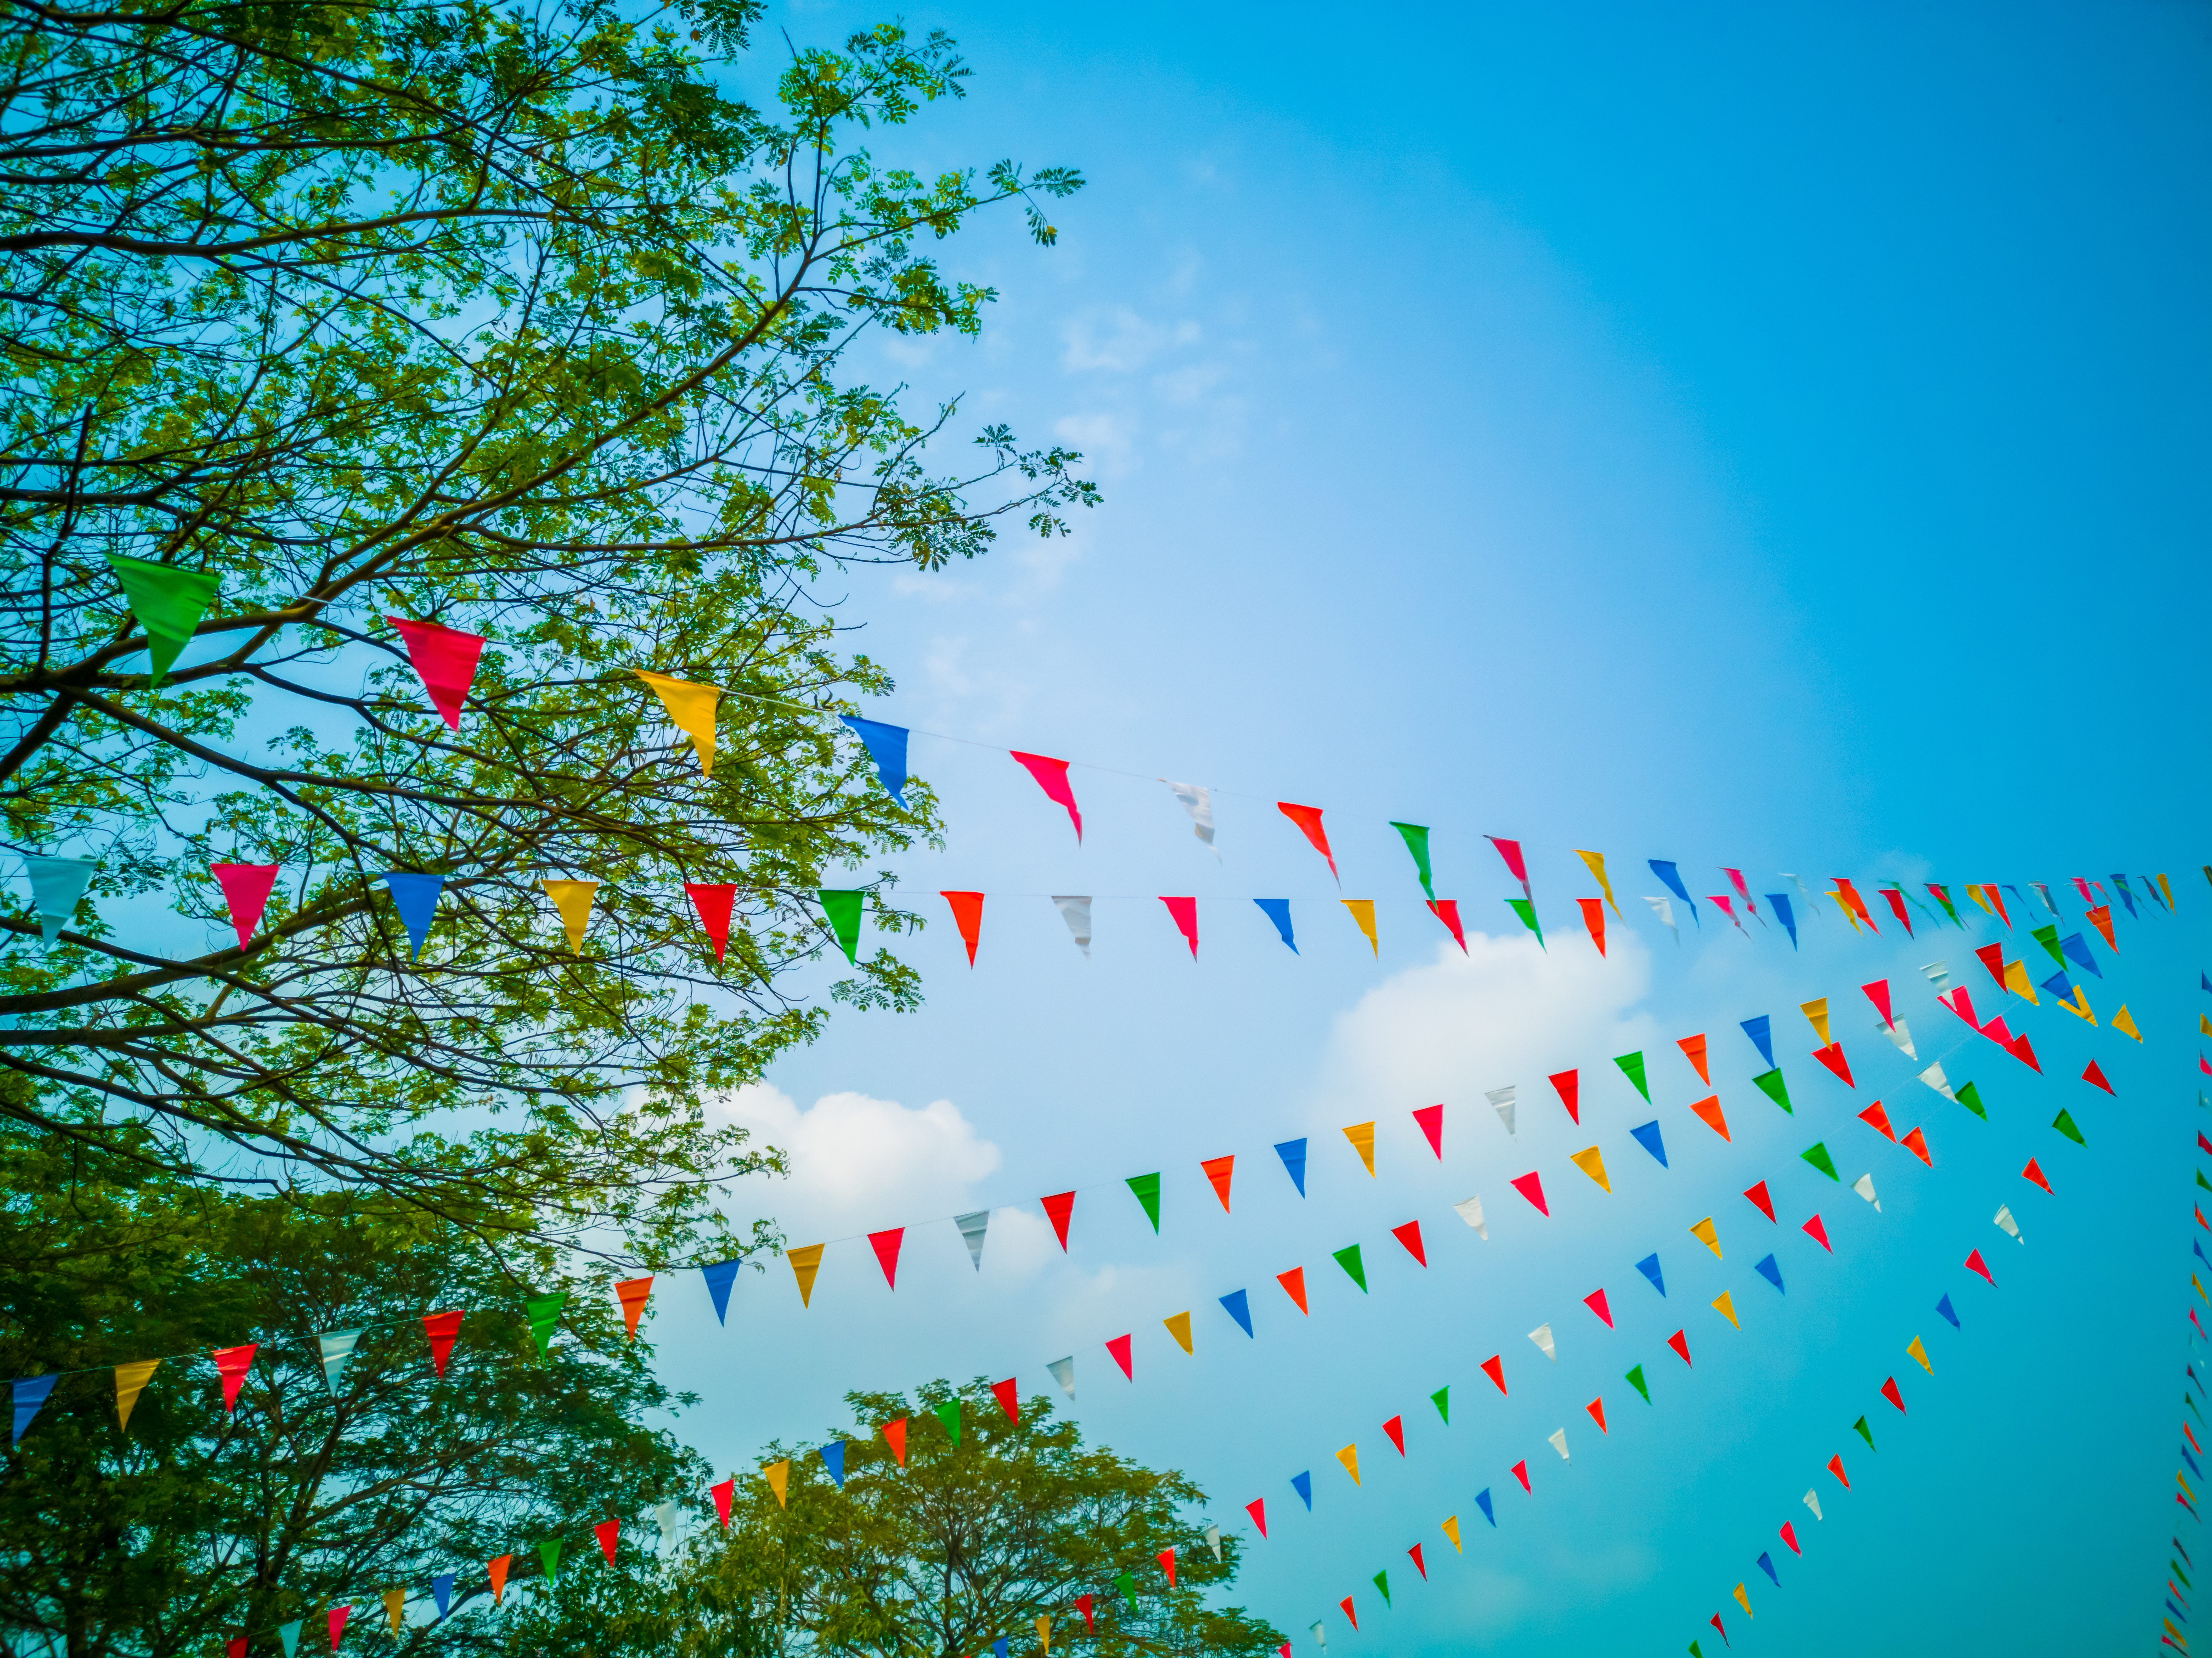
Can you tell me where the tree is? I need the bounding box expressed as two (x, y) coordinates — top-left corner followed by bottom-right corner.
(637, 1378), (1286, 1658)
(0, 0), (1094, 1262)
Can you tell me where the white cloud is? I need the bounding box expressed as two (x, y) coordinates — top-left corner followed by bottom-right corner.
(1060, 306), (1200, 372)
(1051, 411), (1138, 477)
(710, 1084), (1002, 1232)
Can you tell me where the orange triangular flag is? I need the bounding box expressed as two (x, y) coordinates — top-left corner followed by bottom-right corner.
(614, 1276), (653, 1338)
(1202, 1155), (1235, 1212)
(882, 1417), (908, 1465)
(1586, 1397), (1608, 1434)
(488, 1555), (512, 1604)
(1278, 1267), (1309, 1313)
(1859, 1101), (1897, 1141)
(1678, 1034), (1710, 1084)
(1687, 1095), (1731, 1141)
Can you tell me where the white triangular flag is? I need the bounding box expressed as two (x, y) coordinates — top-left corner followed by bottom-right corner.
(1882, 1017), (1917, 1060)
(1047, 1355), (1076, 1400)
(1917, 1060), (1956, 1101)
(1853, 1173), (1880, 1212)
(655, 1501), (684, 1548)
(1994, 1204), (2023, 1244)
(1485, 1085), (1517, 1137)
(1311, 1622), (1327, 1652)
(1050, 895), (1092, 959)
(955, 1209), (989, 1271)
(1528, 1323), (1556, 1361)
(317, 1328), (364, 1395)
(1641, 894), (1678, 944)
(1453, 1195), (1488, 1240)
(1781, 873), (1822, 917)
(1163, 781), (1218, 856)
(1921, 959), (1949, 992)
(1804, 1490), (1823, 1521)
(1548, 1427), (1569, 1462)
(1204, 1524), (1222, 1562)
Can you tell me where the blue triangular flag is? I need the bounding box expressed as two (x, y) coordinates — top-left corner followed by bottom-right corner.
(11, 1375), (57, 1444)
(22, 855), (96, 945)
(432, 1574), (454, 1621)
(2201, 971), (2210, 993)
(1636, 1254), (1665, 1296)
(2196, 1239), (2210, 1269)
(1254, 898), (1297, 952)
(1754, 1254), (1783, 1294)
(2111, 875), (2138, 919)
(2042, 969), (2075, 1003)
(2061, 933), (2102, 978)
(1648, 859), (1699, 926)
(1475, 1487), (1496, 1526)
(1275, 1138), (1308, 1197)
(379, 872), (445, 957)
(1741, 1015), (1774, 1068)
(1291, 1470), (1313, 1510)
(817, 1441), (846, 1489)
(1757, 1551), (1778, 1586)
(1936, 1293), (1959, 1329)
(1766, 893), (1797, 948)
(1630, 1120), (1668, 1167)
(701, 1260), (742, 1325)
(1220, 1288), (1254, 1338)
(838, 715), (909, 807)
(2188, 1448), (2204, 1480)
(994, 1643), (1009, 1658)
(278, 1622), (303, 1658)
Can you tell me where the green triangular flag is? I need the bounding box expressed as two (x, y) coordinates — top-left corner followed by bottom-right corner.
(1929, 886), (1961, 926)
(1613, 1051), (1650, 1102)
(1690, 1643), (1705, 1658)
(2031, 923), (2064, 966)
(2199, 1171), (2212, 1194)
(1389, 822), (1434, 900)
(1752, 1068), (1793, 1114)
(1852, 1415), (1875, 1452)
(1956, 1081), (1987, 1121)
(278, 1621), (303, 1658)
(2192, 1394), (2207, 1425)
(935, 1400), (961, 1445)
(1800, 1141), (1839, 1181)
(1333, 1243), (1368, 1292)
(1115, 1571), (1137, 1609)
(1625, 1364), (1650, 1404)
(1430, 1385), (1450, 1426)
(524, 1291), (567, 1355)
(105, 553), (219, 687)
(1373, 1569), (1391, 1606)
(818, 889), (864, 965)
(2053, 1109), (2087, 1147)
(1125, 1172), (1162, 1233)
(538, 1538), (562, 1581)
(1505, 897), (1544, 948)
(2177, 1561), (2195, 1590)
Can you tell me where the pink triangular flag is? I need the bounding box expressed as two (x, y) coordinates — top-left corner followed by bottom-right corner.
(1009, 751), (1082, 841)
(869, 1227), (905, 1289)
(1276, 803), (1337, 881)
(1159, 896), (1199, 958)
(385, 616), (484, 729)
(1412, 1104), (1444, 1159)
(211, 863), (279, 949)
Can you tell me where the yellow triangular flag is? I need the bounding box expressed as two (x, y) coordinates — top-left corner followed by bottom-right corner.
(2200, 1014), (2211, 1038)
(1690, 1216), (1722, 1259)
(1799, 998), (1830, 1045)
(786, 1244), (825, 1308)
(1734, 1582), (1753, 1617)
(1341, 898), (1378, 956)
(383, 1589), (405, 1635)
(2002, 959), (2038, 1004)
(1441, 1515), (1462, 1553)
(1343, 1121), (1376, 1177)
(764, 1460), (790, 1508)
(541, 879), (599, 952)
(1828, 890), (1861, 931)
(2114, 1004), (2142, 1042)
(633, 669), (721, 774)
(1036, 1615), (1052, 1654)
(2161, 873), (2176, 909)
(1163, 1311), (1193, 1354)
(1574, 850), (1621, 919)
(114, 1359), (160, 1431)
(1337, 1443), (1361, 1486)
(2054, 987), (2095, 1023)
(1712, 1290), (1739, 1329)
(1569, 1145), (1611, 1193)
(1907, 1336), (1931, 1374)
(1965, 884), (1994, 915)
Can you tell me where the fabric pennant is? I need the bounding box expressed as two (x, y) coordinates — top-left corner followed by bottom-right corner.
(1160, 896), (1199, 958)
(378, 872), (445, 958)
(11, 1374), (57, 1445)
(956, 1209), (990, 1270)
(632, 670), (721, 772)
(1277, 803), (1338, 880)
(1341, 898), (1379, 956)
(941, 890), (984, 965)
(541, 879), (599, 952)
(817, 889), (864, 964)
(1644, 894), (1680, 944)
(867, 1229), (905, 1290)
(386, 615), (485, 729)
(316, 1328), (364, 1393)
(1649, 860), (1699, 925)
(421, 1310), (463, 1376)
(1011, 751), (1083, 841)
(1343, 1121), (1376, 1177)
(787, 1244), (825, 1307)
(1254, 898), (1297, 952)
(1050, 895), (1092, 958)
(107, 553), (221, 685)
(1505, 896), (1544, 946)
(1741, 1015), (1774, 1068)
(1488, 1085), (1518, 1137)
(1274, 1138), (1308, 1196)
(839, 715), (909, 805)
(1579, 896), (1607, 955)
(211, 863), (279, 950)
(1164, 781), (1217, 853)
(1630, 1120), (1669, 1166)
(1769, 891), (1798, 947)
(686, 883), (737, 962)
(1426, 897), (1468, 952)
(1391, 822), (1436, 898)
(700, 1261), (741, 1324)
(1576, 850), (1622, 917)
(524, 1292), (566, 1355)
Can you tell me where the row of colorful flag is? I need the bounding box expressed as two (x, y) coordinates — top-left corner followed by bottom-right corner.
(2162, 979), (2212, 1655)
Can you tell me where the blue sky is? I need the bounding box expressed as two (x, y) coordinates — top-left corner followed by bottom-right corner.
(648, 4), (2212, 1651)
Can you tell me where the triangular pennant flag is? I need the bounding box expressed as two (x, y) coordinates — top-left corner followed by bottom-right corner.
(817, 889), (864, 965)
(632, 670), (720, 772)
(1751, 1068), (1793, 1113)
(1276, 802), (1338, 880)
(23, 854), (97, 946)
(1668, 1329), (1692, 1366)
(211, 863), (279, 950)
(1578, 895), (1607, 955)
(486, 1558), (511, 1606)
(112, 1360), (161, 1431)
(1689, 1216), (1722, 1258)
(1644, 894), (1680, 943)
(421, 1310), (463, 1377)
(1626, 1364), (1650, 1403)
(675, 883), (737, 966)
(941, 890), (984, 965)
(1741, 1016), (1774, 1068)
(1802, 1141), (1839, 1180)
(107, 553), (221, 686)
(1220, 1289), (1254, 1337)
(1801, 998), (1831, 1044)
(1160, 895), (1199, 958)
(1901, 1126), (1932, 1166)
(1743, 1181), (1775, 1222)
(1278, 1267), (1309, 1312)
(1550, 1069), (1582, 1123)
(2084, 1059), (2115, 1095)
(595, 1518), (622, 1562)
(1812, 1043), (1855, 1086)
(613, 1276), (653, 1336)
(1274, 1138), (1308, 1195)
(1549, 1427), (1570, 1462)
(1041, 1191), (1076, 1249)
(1956, 1080), (1987, 1119)
(1481, 1354), (1507, 1394)
(1488, 1085), (1519, 1136)
(1011, 751), (1083, 841)
(1678, 1034), (1710, 1083)
(1585, 1288), (1614, 1328)
(956, 1210), (990, 1271)
(1411, 1103), (1444, 1159)
(1505, 896), (1544, 946)
(1390, 821), (1437, 897)
(1576, 850), (1622, 917)
(1343, 1121), (1377, 1176)
(992, 1377), (1021, 1421)
(11, 1374), (57, 1445)
(1964, 1247), (1996, 1286)
(1919, 1061), (1957, 1101)
(378, 872), (445, 958)
(1248, 1497), (1269, 1538)
(1688, 1095), (1731, 1141)
(1529, 1323), (1557, 1360)
(1048, 1357), (1076, 1400)
(1476, 1488), (1497, 1525)
(1195, 1153), (1237, 1212)
(1293, 1470), (1314, 1509)
(1511, 1459), (1532, 1492)
(867, 1229), (904, 1289)
(1780, 1524), (1800, 1556)
(1106, 1335), (1134, 1380)
(1908, 1336), (1932, 1373)
(1165, 780), (1216, 853)
(1383, 1415), (1406, 1455)
(524, 1292), (566, 1355)
(1570, 1145), (1611, 1192)
(1853, 1415), (1877, 1450)
(701, 1260), (741, 1324)
(1392, 1219), (1428, 1264)
(1454, 1195), (1488, 1238)
(1754, 1255), (1783, 1294)
(1859, 1100), (1897, 1141)
(764, 1461), (791, 1508)
(1333, 1244), (1368, 1291)
(1769, 891), (1799, 947)
(1255, 897), (1298, 952)
(328, 1607), (352, 1651)
(1650, 859), (1698, 923)
(1637, 1254), (1666, 1295)
(881, 1418), (909, 1464)
(1511, 1170), (1549, 1215)
(1441, 1514), (1461, 1552)
(935, 1400), (962, 1444)
(786, 1244), (825, 1307)
(2024, 1158), (2053, 1194)
(1631, 1120), (1669, 1166)
(1427, 897), (1468, 951)
(432, 1574), (453, 1621)
(1126, 1171), (1163, 1231)
(385, 615), (485, 729)
(1337, 1443), (1361, 1486)
(316, 1328), (364, 1394)
(838, 715), (909, 805)
(1878, 887), (1914, 935)
(1049, 894), (1092, 958)
(1803, 1214), (1831, 1250)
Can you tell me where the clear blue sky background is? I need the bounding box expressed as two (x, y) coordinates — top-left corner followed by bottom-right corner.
(647, 4), (2212, 1651)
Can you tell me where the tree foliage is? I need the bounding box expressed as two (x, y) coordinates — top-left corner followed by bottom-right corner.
(0, 0), (1094, 1262)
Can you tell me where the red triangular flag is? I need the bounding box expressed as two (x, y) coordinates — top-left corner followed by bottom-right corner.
(1812, 1042), (1855, 1086)
(1510, 1171), (1549, 1216)
(1078, 1593), (1095, 1632)
(1828, 1454), (1850, 1488)
(2008, 1033), (2042, 1073)
(1861, 979), (1893, 1029)
(1974, 943), (2007, 988)
(711, 1478), (733, 1527)
(1247, 1497), (1268, 1539)
(1010, 751), (1082, 841)
(2086, 903), (2117, 950)
(211, 863), (279, 950)
(1412, 1103), (1444, 1159)
(328, 1606), (350, 1651)
(1392, 1220), (1428, 1266)
(1409, 1541), (1427, 1578)
(1488, 835), (1531, 895)
(1276, 802), (1337, 880)
(1780, 1521), (1800, 1555)
(1578, 896), (1607, 956)
(1106, 1334), (1134, 1380)
(1341, 1596), (1358, 1632)
(385, 616), (484, 729)
(881, 1418), (908, 1466)
(868, 1228), (905, 1290)
(1688, 1094), (1731, 1141)
(1879, 888), (1914, 935)
(1041, 1191), (1075, 1250)
(1587, 1396), (1608, 1433)
(213, 1342), (257, 1413)
(685, 883), (737, 963)
(1202, 1154), (1235, 1211)
(940, 890), (984, 965)
(1802, 1213), (1831, 1251)
(1278, 1266), (1309, 1313)
(991, 1377), (1019, 1423)
(1667, 1329), (1692, 1366)
(1158, 1547), (1176, 1587)
(1858, 1101), (1897, 1141)
(421, 1310), (463, 1377)
(1510, 1458), (1531, 1492)
(1678, 1034), (1710, 1084)
(1427, 899), (1468, 953)
(595, 1519), (619, 1563)
(1964, 1247), (1995, 1286)
(1881, 1376), (1905, 1413)
(1900, 1127), (1932, 1167)
(2023, 1158), (2053, 1194)
(2083, 1059), (2115, 1096)
(615, 1275), (653, 1336)
(1480, 1354), (1506, 1394)
(2199, 1133), (2212, 1155)
(1383, 1414), (1406, 1455)
(1584, 1288), (1613, 1328)
(1159, 895), (1199, 958)
(1743, 1181), (1775, 1223)
(1549, 1069), (1580, 1124)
